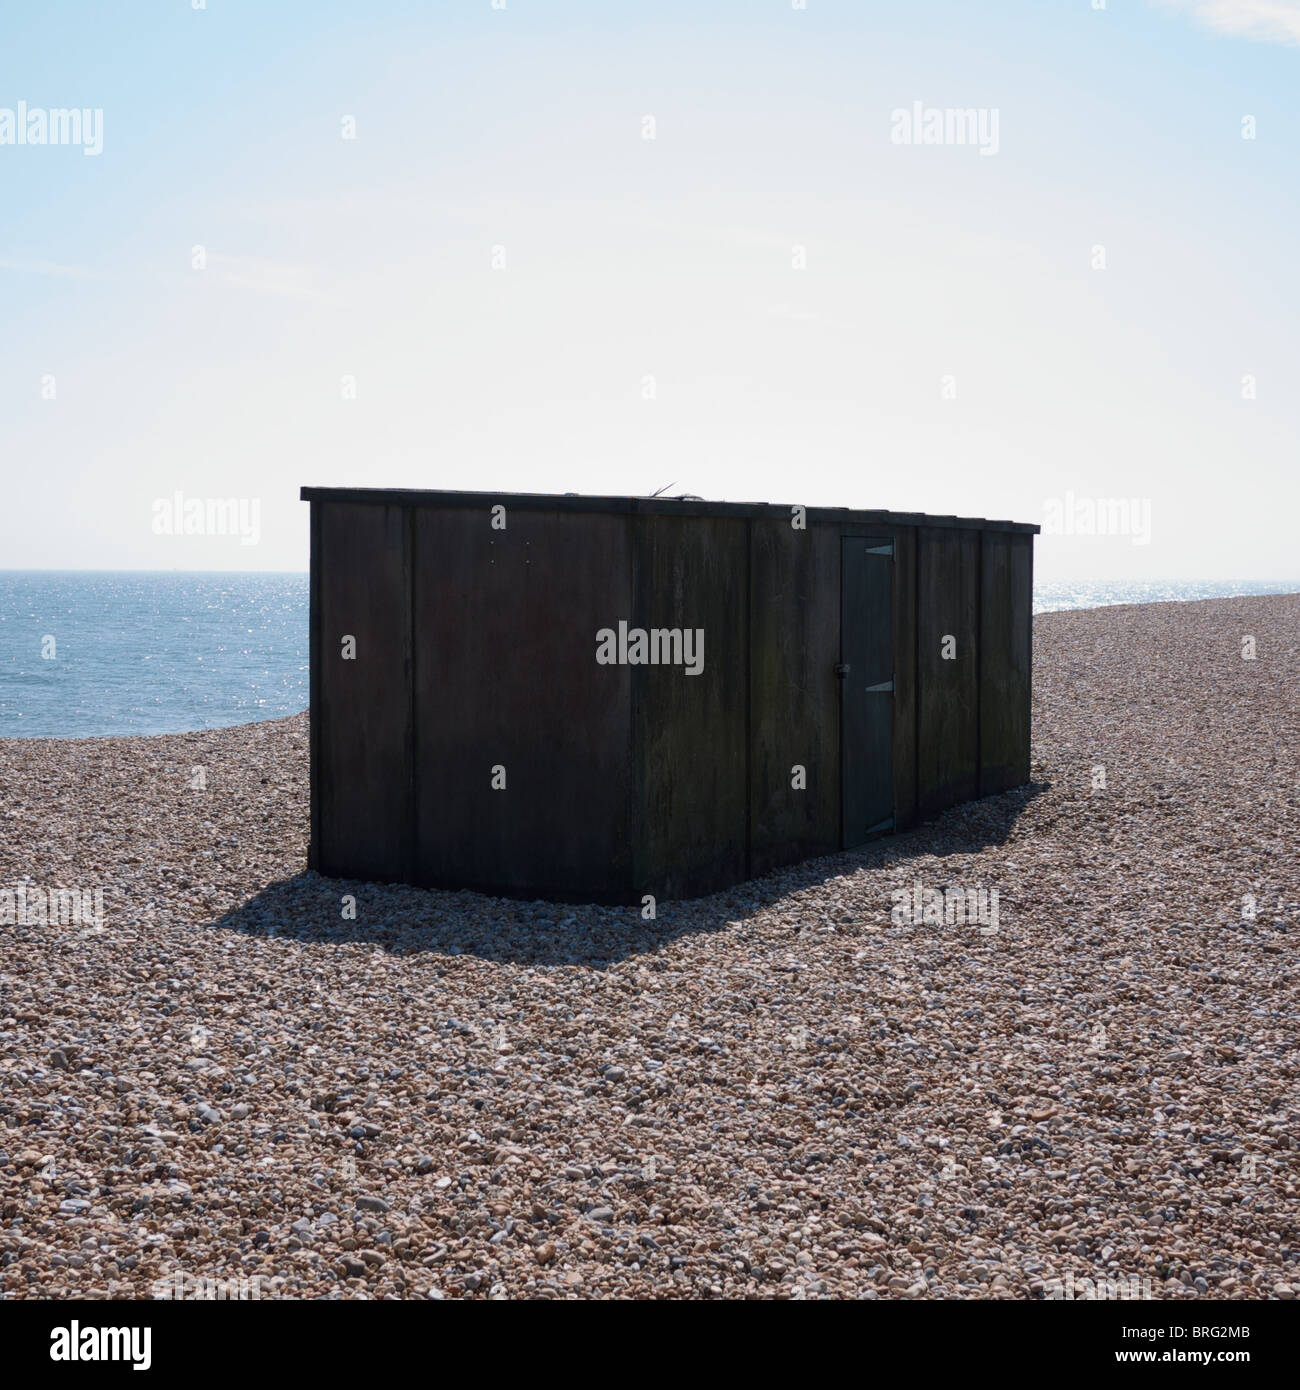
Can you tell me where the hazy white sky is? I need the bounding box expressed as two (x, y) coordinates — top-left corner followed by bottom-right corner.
(1, 0), (1297, 580)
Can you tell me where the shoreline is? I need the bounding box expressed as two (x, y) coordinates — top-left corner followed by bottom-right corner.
(2, 587), (1298, 745)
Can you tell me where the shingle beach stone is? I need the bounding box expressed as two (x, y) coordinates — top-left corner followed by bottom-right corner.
(0, 595), (1296, 1299)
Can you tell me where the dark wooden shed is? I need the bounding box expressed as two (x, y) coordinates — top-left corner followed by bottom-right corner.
(301, 487), (1038, 904)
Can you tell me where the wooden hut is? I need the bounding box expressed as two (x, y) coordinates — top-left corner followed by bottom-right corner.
(301, 487), (1036, 903)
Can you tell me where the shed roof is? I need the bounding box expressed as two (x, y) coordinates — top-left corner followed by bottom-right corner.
(300, 486), (1040, 534)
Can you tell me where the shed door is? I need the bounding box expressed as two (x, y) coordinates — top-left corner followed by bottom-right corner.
(841, 537), (894, 846)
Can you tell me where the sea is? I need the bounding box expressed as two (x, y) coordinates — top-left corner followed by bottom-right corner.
(0, 572), (1295, 739)
(0, 573), (307, 739)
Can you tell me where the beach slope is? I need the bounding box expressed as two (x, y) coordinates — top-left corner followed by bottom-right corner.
(0, 594), (1296, 1299)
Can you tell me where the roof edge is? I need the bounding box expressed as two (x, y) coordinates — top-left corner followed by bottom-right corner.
(299, 486), (1041, 534)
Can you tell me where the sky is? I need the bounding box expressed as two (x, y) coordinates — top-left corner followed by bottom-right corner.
(0, 0), (1296, 580)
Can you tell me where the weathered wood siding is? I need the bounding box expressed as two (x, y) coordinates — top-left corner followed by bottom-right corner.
(305, 489), (1036, 904)
(748, 518), (840, 877)
(412, 507), (633, 901)
(979, 530), (1033, 796)
(631, 515), (748, 900)
(890, 525), (919, 832)
(917, 526), (980, 817)
(313, 502), (412, 881)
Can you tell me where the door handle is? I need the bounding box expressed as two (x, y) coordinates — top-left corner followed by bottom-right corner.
(834, 663), (850, 678)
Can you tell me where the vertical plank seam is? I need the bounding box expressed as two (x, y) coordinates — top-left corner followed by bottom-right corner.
(744, 516), (753, 883)
(838, 533), (845, 850)
(308, 501), (321, 872)
(1026, 533), (1034, 787)
(628, 512), (640, 905)
(913, 527), (921, 823)
(406, 505), (417, 885)
(891, 529), (899, 831)
(976, 528), (984, 799)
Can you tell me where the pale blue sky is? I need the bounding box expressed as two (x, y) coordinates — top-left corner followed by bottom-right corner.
(1, 0), (1296, 578)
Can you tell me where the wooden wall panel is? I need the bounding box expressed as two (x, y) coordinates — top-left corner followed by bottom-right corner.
(315, 502), (412, 881)
(891, 526), (918, 831)
(979, 531), (1033, 795)
(412, 507), (633, 902)
(917, 527), (979, 817)
(632, 515), (748, 900)
(748, 519), (840, 876)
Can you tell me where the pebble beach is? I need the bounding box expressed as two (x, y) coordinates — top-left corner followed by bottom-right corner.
(1, 594), (1296, 1301)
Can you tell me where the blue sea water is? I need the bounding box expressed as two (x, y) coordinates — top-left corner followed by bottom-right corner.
(1031, 579), (1299, 615)
(0, 572), (308, 738)
(0, 572), (1295, 738)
